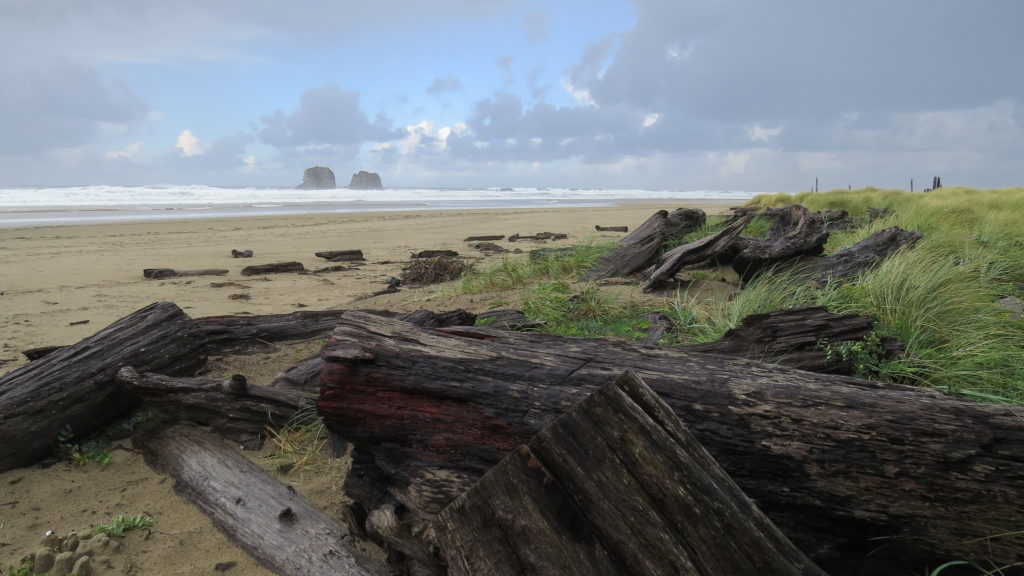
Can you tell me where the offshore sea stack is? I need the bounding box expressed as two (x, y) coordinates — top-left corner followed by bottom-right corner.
(348, 170), (383, 190)
(297, 166), (337, 189)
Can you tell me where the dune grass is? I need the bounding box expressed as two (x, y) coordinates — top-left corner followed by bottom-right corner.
(453, 187), (1024, 404)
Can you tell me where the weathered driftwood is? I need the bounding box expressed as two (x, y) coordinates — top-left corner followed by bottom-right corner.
(397, 309), (477, 328)
(0, 302), (207, 472)
(817, 226), (923, 283)
(641, 312), (674, 346)
(315, 249), (366, 262)
(464, 235), (505, 242)
(509, 232), (568, 241)
(413, 250), (459, 259)
(116, 367), (311, 449)
(732, 205), (830, 281)
(231, 249), (254, 258)
(594, 225), (628, 232)
(240, 261), (306, 276)
(475, 309), (542, 331)
(134, 424), (383, 576)
(641, 214), (752, 292)
(195, 310), (345, 354)
(580, 208), (706, 282)
(436, 372), (826, 576)
(143, 268), (229, 279)
(681, 306), (879, 374)
(21, 344), (63, 361)
(316, 311), (1024, 576)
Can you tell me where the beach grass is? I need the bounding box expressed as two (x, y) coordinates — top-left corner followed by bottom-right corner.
(455, 187), (1024, 404)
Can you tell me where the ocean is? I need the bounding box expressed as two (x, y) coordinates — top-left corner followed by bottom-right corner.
(0, 185), (760, 228)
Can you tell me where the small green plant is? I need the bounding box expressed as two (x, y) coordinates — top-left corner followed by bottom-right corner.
(95, 514), (155, 537)
(2, 564), (37, 576)
(818, 331), (887, 379)
(56, 424), (112, 467)
(264, 406), (347, 476)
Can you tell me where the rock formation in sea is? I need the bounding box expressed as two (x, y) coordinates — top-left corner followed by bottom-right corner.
(297, 166), (337, 189)
(348, 171), (384, 190)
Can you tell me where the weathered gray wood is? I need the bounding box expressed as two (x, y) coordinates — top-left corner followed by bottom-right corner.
(134, 425), (383, 576)
(594, 225), (628, 232)
(436, 372), (826, 576)
(317, 311), (1024, 576)
(116, 367), (312, 449)
(818, 226), (923, 283)
(580, 208), (706, 281)
(681, 305), (880, 374)
(143, 268), (229, 279)
(231, 249), (254, 258)
(641, 214), (752, 292)
(463, 235), (505, 242)
(240, 261), (306, 276)
(732, 205), (830, 281)
(412, 250), (460, 259)
(195, 310), (345, 354)
(509, 232), (568, 241)
(397, 309), (477, 328)
(0, 302), (207, 472)
(315, 249), (366, 262)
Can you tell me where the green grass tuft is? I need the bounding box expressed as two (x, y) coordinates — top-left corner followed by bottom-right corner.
(95, 514), (154, 537)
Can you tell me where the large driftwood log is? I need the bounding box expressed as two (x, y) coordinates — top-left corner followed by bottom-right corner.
(0, 302), (207, 472)
(317, 311), (1024, 576)
(116, 367), (311, 449)
(732, 205), (830, 281)
(681, 305), (880, 374)
(579, 208), (706, 282)
(315, 249), (366, 262)
(641, 214), (752, 292)
(241, 261), (306, 276)
(435, 372), (826, 576)
(196, 310), (345, 354)
(817, 226), (923, 283)
(134, 424), (384, 576)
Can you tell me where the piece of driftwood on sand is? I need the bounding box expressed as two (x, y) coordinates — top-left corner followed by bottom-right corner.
(317, 311), (1024, 576)
(143, 268), (229, 279)
(314, 249), (366, 262)
(435, 371), (826, 576)
(0, 302), (207, 472)
(134, 424), (385, 576)
(579, 208), (706, 282)
(240, 262), (306, 276)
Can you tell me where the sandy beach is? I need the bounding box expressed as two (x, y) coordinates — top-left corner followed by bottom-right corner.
(0, 201), (733, 574)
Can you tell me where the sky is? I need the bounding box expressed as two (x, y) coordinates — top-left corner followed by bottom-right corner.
(2, 0), (1022, 191)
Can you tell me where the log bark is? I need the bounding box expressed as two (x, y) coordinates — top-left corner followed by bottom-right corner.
(641, 214), (752, 292)
(435, 371), (826, 576)
(732, 205), (830, 281)
(817, 226), (923, 283)
(594, 225), (628, 232)
(196, 310), (345, 354)
(0, 302), (207, 472)
(681, 305), (878, 374)
(315, 249), (366, 262)
(143, 268), (228, 279)
(240, 261), (306, 276)
(133, 424), (384, 576)
(116, 367), (312, 449)
(580, 208), (706, 282)
(317, 311), (1024, 576)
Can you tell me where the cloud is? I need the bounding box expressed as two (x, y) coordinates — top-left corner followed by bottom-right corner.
(0, 62), (148, 155)
(426, 74), (464, 95)
(176, 130), (202, 157)
(105, 142), (145, 160)
(256, 84), (399, 152)
(522, 11), (549, 44)
(746, 125), (782, 143)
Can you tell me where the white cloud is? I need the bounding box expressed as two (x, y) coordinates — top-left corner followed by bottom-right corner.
(666, 41), (695, 62)
(176, 130), (202, 157)
(105, 141), (144, 160)
(717, 151), (751, 176)
(746, 124), (782, 143)
(642, 113), (660, 128)
(561, 79), (596, 107)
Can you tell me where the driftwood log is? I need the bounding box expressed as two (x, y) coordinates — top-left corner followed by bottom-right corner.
(732, 205), (830, 281)
(240, 262), (306, 276)
(641, 214), (752, 292)
(413, 250), (459, 259)
(594, 225), (628, 232)
(817, 226), (923, 283)
(231, 249), (254, 258)
(196, 310), (346, 354)
(315, 249), (366, 262)
(0, 302), (207, 472)
(509, 232), (568, 241)
(463, 235), (504, 242)
(580, 208), (705, 282)
(134, 424), (383, 576)
(435, 372), (826, 576)
(143, 268), (228, 279)
(116, 367), (311, 449)
(316, 311), (1024, 576)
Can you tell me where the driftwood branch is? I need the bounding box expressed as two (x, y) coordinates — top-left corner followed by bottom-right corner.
(641, 214), (751, 292)
(241, 262), (306, 276)
(143, 268), (228, 279)
(580, 208), (706, 282)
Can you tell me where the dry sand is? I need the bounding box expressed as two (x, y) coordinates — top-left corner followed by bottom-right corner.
(0, 201), (732, 574)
